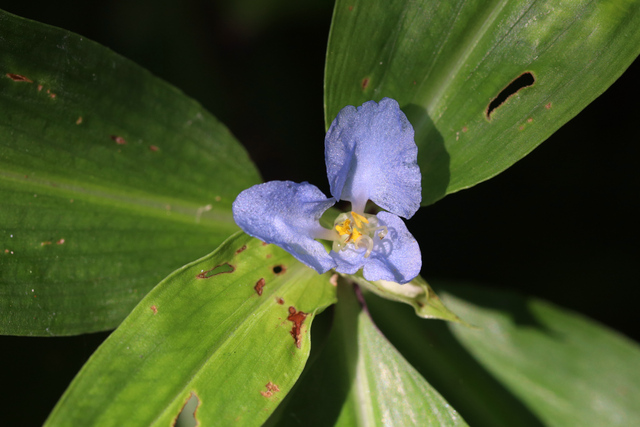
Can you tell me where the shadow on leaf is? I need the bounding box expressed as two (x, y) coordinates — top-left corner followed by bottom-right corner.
(265, 284), (359, 426)
(403, 103), (449, 207)
(364, 286), (546, 427)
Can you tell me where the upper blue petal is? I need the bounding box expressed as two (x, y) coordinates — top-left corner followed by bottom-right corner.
(330, 211), (421, 284)
(232, 181), (337, 274)
(325, 98), (421, 219)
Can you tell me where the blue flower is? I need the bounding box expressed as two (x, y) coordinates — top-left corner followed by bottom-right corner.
(232, 98), (421, 284)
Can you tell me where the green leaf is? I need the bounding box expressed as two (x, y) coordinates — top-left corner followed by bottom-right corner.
(267, 281), (467, 426)
(46, 232), (336, 426)
(325, 0), (640, 205)
(0, 9), (261, 335)
(366, 283), (640, 426)
(348, 273), (466, 324)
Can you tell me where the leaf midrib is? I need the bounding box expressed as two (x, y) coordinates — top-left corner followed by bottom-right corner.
(423, 0), (510, 120)
(0, 169), (235, 226)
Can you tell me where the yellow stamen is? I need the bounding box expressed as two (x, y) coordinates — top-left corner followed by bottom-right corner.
(350, 211), (369, 229)
(351, 227), (362, 243)
(332, 211), (386, 258)
(335, 219), (352, 237)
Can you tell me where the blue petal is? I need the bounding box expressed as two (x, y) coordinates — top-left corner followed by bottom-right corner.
(330, 211), (421, 284)
(325, 98), (421, 218)
(232, 181), (337, 274)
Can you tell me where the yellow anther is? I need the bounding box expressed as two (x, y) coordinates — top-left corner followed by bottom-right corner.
(331, 211), (385, 258)
(351, 227), (362, 243)
(350, 211), (369, 229)
(335, 219), (352, 236)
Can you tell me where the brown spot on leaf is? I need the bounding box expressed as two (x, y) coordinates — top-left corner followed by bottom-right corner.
(6, 73), (32, 83)
(76, 117), (83, 125)
(254, 278), (266, 296)
(545, 102), (552, 109)
(361, 77), (370, 90)
(111, 135), (127, 145)
(276, 297), (284, 305)
(273, 265), (286, 275)
(235, 245), (247, 255)
(56, 238), (65, 245)
(150, 305), (158, 314)
(41, 241), (52, 246)
(37, 84), (43, 91)
(266, 254), (272, 259)
(527, 117), (533, 123)
(462, 126), (468, 133)
(196, 262), (235, 279)
(262, 241), (269, 246)
(287, 306), (308, 349)
(260, 381), (280, 398)
(149, 145), (159, 152)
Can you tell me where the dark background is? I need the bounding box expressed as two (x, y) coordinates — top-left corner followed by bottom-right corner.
(1, 1), (638, 425)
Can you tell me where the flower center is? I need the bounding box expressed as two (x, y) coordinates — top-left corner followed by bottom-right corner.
(332, 211), (388, 257)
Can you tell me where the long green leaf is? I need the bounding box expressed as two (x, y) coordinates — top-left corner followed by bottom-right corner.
(0, 9), (261, 335)
(367, 283), (640, 426)
(325, 0), (640, 205)
(46, 232), (336, 426)
(267, 281), (466, 426)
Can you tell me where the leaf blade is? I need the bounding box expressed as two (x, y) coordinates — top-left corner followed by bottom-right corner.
(0, 9), (261, 335)
(267, 281), (467, 426)
(45, 233), (337, 426)
(325, 0), (640, 204)
(366, 283), (640, 426)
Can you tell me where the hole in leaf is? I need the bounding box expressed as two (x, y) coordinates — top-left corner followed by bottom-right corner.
(486, 72), (535, 120)
(272, 265), (285, 275)
(196, 262), (235, 279)
(173, 392), (200, 427)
